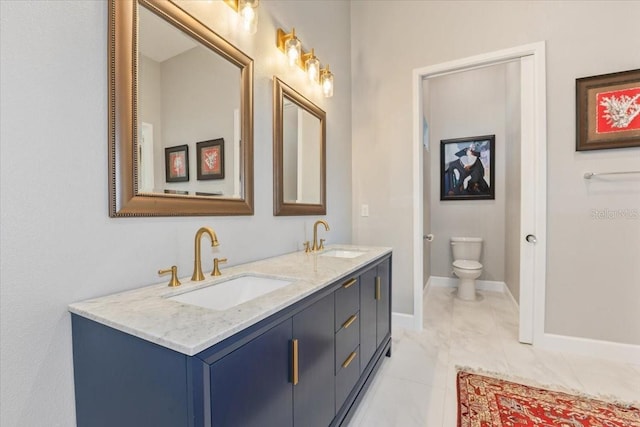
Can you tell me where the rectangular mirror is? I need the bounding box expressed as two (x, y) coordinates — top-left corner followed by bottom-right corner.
(273, 77), (326, 216)
(109, 0), (254, 217)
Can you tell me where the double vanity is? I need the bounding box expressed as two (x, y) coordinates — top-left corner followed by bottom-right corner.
(70, 245), (392, 427)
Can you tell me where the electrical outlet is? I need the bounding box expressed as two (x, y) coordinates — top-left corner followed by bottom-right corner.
(361, 204), (369, 217)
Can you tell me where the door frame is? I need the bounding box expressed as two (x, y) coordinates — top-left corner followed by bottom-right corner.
(411, 42), (547, 344)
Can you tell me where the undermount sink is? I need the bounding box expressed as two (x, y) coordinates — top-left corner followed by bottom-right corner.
(320, 249), (366, 259)
(168, 275), (293, 311)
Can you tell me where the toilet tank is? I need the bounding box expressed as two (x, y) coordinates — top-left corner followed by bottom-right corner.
(451, 237), (483, 261)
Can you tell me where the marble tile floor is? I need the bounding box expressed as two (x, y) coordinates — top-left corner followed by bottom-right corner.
(347, 286), (640, 426)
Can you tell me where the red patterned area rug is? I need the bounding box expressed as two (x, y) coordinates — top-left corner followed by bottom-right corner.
(457, 370), (640, 426)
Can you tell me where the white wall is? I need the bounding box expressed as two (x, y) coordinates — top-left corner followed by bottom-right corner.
(428, 65), (507, 282)
(0, 1), (352, 425)
(351, 0), (640, 345)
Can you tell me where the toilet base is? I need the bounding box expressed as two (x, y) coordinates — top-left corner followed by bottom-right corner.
(457, 278), (477, 301)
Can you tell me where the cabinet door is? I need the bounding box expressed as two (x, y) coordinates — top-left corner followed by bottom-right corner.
(359, 266), (378, 372)
(376, 259), (391, 347)
(293, 293), (335, 427)
(210, 319), (293, 427)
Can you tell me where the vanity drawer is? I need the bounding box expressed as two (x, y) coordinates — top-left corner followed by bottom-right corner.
(335, 346), (360, 412)
(335, 313), (359, 373)
(334, 277), (359, 331)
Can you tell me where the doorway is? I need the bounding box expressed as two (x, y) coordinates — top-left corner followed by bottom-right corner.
(412, 42), (547, 344)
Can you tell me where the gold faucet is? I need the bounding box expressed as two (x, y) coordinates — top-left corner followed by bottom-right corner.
(312, 220), (330, 252)
(212, 257), (227, 276)
(191, 227), (219, 281)
(158, 265), (181, 287)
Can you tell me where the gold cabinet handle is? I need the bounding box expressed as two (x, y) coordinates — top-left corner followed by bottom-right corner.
(342, 278), (357, 289)
(342, 351), (357, 369)
(291, 339), (299, 385)
(342, 314), (357, 329)
(375, 276), (381, 300)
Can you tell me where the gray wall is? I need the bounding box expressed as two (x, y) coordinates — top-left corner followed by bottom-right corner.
(351, 0), (640, 344)
(161, 46), (238, 195)
(429, 64), (507, 282)
(0, 1), (352, 425)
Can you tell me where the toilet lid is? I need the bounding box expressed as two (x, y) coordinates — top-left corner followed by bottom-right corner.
(453, 260), (482, 270)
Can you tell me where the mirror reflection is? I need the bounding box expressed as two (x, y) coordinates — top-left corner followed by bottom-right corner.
(108, 0), (253, 217)
(273, 77), (326, 216)
(138, 6), (241, 198)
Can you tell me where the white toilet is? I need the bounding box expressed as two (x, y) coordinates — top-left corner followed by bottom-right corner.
(451, 237), (483, 301)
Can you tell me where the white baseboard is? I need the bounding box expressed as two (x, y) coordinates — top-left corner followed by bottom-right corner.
(425, 277), (639, 364)
(392, 312), (417, 330)
(429, 276), (506, 293)
(423, 276), (431, 291)
(504, 283), (519, 308)
(538, 333), (640, 365)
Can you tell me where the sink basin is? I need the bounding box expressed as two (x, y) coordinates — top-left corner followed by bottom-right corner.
(320, 249), (366, 259)
(168, 275), (293, 311)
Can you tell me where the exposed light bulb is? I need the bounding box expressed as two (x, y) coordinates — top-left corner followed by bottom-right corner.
(305, 53), (320, 84)
(285, 38), (301, 67)
(321, 66), (334, 98)
(238, 0), (258, 34)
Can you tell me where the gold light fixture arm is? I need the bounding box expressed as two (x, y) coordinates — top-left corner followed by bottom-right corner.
(276, 28), (296, 52)
(222, 0), (238, 11)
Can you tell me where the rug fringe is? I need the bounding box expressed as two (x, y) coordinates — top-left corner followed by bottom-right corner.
(455, 365), (640, 409)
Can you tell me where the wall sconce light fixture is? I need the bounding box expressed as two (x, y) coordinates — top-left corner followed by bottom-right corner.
(224, 0), (259, 34)
(302, 49), (320, 83)
(277, 28), (302, 68)
(320, 65), (334, 98)
(277, 28), (334, 98)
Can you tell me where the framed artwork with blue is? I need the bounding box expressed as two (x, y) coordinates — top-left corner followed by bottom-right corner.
(440, 135), (495, 201)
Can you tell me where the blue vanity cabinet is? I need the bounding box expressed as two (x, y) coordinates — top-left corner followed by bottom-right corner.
(359, 257), (392, 373)
(292, 291), (336, 427)
(334, 276), (361, 412)
(202, 291), (335, 427)
(208, 318), (294, 427)
(71, 315), (191, 427)
(71, 253), (392, 427)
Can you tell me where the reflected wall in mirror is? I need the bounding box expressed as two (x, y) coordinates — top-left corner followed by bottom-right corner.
(273, 77), (326, 216)
(109, 0), (254, 217)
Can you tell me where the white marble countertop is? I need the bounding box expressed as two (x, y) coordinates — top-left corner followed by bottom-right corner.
(68, 245), (392, 356)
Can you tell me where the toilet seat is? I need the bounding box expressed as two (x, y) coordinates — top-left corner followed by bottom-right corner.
(453, 260), (482, 270)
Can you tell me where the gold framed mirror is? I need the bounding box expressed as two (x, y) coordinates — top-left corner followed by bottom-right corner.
(273, 77), (326, 216)
(109, 0), (253, 217)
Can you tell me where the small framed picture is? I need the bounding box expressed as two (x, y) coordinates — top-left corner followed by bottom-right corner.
(197, 138), (225, 180)
(440, 135), (495, 201)
(576, 69), (640, 151)
(164, 144), (189, 182)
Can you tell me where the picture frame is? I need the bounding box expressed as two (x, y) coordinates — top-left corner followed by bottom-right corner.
(197, 138), (225, 180)
(163, 189), (189, 195)
(440, 135), (495, 201)
(164, 144), (189, 182)
(576, 69), (640, 151)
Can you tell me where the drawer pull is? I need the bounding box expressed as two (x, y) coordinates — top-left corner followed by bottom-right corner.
(375, 277), (381, 300)
(342, 351), (357, 369)
(291, 339), (299, 385)
(342, 278), (357, 289)
(342, 314), (357, 329)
